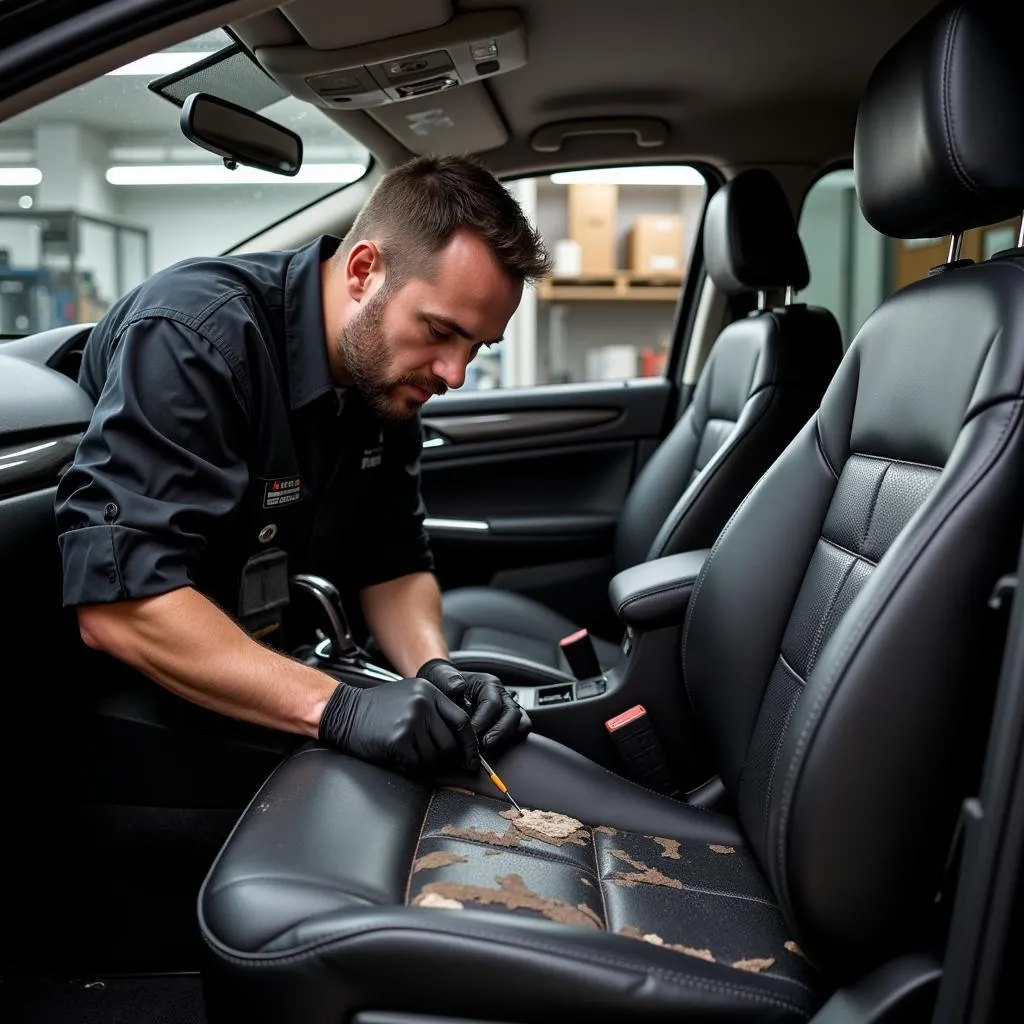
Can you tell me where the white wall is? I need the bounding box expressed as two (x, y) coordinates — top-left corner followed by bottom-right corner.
(798, 183), (847, 337)
(798, 173), (888, 346)
(116, 182), (338, 273)
(0, 217), (40, 266)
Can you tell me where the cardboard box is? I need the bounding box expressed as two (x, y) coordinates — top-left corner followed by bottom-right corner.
(568, 184), (618, 274)
(628, 213), (684, 275)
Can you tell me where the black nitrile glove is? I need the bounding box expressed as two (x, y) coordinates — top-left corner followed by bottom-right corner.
(417, 658), (531, 750)
(318, 678), (479, 771)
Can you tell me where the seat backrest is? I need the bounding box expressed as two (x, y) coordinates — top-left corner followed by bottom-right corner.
(614, 169), (842, 571)
(683, 0), (1024, 980)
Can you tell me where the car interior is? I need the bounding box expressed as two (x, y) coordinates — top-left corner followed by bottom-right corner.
(2, 0), (1024, 1022)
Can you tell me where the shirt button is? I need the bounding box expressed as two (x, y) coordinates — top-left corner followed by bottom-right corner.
(104, 502), (119, 521)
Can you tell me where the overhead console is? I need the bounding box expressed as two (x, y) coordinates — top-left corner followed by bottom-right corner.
(256, 11), (527, 110)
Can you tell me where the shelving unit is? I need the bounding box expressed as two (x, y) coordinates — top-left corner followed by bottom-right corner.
(537, 270), (683, 303)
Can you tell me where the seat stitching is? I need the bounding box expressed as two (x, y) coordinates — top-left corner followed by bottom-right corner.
(813, 421), (840, 480)
(202, 924), (812, 1014)
(852, 451), (942, 472)
(806, 555), (857, 675)
(775, 397), (1022, 911)
(418, 830), (602, 877)
(777, 652), (806, 686)
(820, 536), (877, 568)
(672, 882), (780, 910)
(761, 688), (802, 839)
(617, 580), (692, 617)
(736, 653), (802, 815)
(681, 399), (792, 682)
(591, 831), (611, 930)
(652, 385), (779, 560)
(404, 789), (436, 906)
(859, 460), (890, 555)
(940, 6), (976, 194)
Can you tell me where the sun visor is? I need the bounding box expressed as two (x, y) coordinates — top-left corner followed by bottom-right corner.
(255, 10), (526, 111)
(148, 43), (288, 112)
(279, 0), (452, 51)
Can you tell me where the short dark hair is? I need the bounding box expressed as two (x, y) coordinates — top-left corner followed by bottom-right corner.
(338, 154), (552, 289)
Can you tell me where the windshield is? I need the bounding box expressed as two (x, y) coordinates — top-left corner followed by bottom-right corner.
(0, 28), (370, 336)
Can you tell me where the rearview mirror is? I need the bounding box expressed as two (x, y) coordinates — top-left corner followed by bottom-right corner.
(179, 92), (302, 176)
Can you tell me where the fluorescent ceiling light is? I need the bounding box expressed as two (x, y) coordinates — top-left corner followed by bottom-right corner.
(549, 166), (705, 187)
(105, 163), (366, 186)
(106, 52), (209, 76)
(0, 167), (42, 186)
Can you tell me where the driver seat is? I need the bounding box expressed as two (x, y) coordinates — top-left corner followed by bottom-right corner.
(198, 2), (1024, 1020)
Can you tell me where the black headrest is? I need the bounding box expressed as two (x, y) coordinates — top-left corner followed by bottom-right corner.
(703, 168), (809, 294)
(854, 0), (1024, 239)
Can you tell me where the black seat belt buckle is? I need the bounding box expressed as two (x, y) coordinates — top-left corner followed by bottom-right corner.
(605, 705), (679, 798)
(559, 628), (602, 680)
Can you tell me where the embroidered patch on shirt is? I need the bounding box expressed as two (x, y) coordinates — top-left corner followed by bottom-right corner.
(361, 431), (384, 470)
(262, 476), (302, 508)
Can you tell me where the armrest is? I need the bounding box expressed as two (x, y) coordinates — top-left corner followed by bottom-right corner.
(608, 549), (710, 632)
(447, 648), (574, 688)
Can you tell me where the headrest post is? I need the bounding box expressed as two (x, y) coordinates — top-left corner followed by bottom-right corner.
(784, 286), (795, 305)
(756, 290), (767, 311)
(1017, 214), (1024, 249)
(947, 233), (964, 264)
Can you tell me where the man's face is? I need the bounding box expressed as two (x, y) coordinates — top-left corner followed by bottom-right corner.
(334, 229), (523, 420)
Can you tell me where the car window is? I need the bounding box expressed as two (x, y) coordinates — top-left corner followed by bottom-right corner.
(799, 166), (1023, 348)
(484, 166), (707, 390)
(0, 28), (369, 337)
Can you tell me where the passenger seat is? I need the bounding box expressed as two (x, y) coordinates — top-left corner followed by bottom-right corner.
(442, 168), (843, 685)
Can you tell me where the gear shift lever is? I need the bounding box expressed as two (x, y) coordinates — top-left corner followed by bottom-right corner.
(290, 574), (361, 660)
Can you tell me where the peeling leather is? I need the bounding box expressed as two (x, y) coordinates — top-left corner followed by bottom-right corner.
(500, 807), (590, 847)
(650, 836), (682, 859)
(406, 788), (818, 995)
(440, 824), (524, 848)
(416, 873), (604, 930)
(733, 957), (776, 973)
(618, 925), (715, 962)
(416, 892), (465, 910)
(413, 851), (469, 873)
(609, 848), (685, 890)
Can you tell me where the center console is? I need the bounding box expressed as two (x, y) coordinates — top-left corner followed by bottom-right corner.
(299, 553), (718, 796)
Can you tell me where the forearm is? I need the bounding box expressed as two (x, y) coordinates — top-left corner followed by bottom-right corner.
(360, 571), (448, 676)
(77, 586), (337, 737)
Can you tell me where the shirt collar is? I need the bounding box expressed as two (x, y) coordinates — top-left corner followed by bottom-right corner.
(282, 234), (342, 410)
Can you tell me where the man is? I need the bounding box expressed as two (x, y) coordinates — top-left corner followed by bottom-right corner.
(54, 154), (551, 775)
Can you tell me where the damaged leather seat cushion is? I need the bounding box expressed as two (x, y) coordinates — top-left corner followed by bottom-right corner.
(200, 737), (819, 1021)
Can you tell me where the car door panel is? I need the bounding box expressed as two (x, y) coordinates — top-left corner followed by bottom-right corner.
(419, 376), (673, 634)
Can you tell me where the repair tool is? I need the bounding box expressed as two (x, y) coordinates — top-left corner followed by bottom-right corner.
(479, 754), (523, 815)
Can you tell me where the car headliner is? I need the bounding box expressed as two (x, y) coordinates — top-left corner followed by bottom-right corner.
(230, 0), (942, 175)
(0, 0), (942, 182)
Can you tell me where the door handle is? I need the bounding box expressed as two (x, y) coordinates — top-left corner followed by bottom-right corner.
(421, 424), (451, 449)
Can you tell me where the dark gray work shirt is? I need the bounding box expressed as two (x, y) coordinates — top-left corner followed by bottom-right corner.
(55, 235), (433, 623)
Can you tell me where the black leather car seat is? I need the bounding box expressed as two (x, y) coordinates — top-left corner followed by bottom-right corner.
(442, 168), (842, 685)
(198, 2), (1024, 1020)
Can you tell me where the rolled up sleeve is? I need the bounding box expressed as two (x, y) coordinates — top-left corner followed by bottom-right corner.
(55, 316), (250, 606)
(352, 415), (434, 588)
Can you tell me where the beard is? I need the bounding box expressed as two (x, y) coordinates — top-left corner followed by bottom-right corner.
(336, 288), (448, 421)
